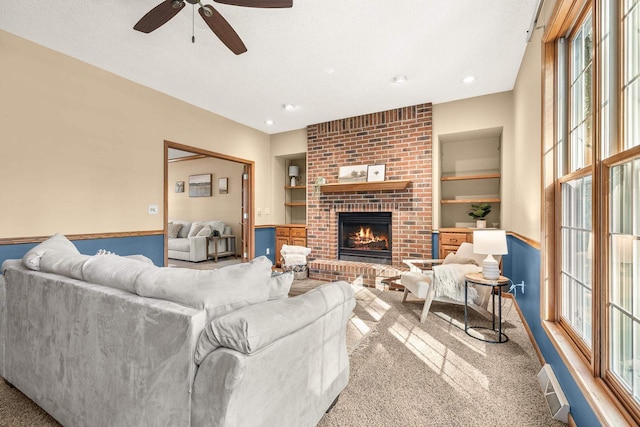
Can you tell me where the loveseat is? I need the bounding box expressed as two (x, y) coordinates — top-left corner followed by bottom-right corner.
(0, 234), (355, 427)
(168, 220), (233, 262)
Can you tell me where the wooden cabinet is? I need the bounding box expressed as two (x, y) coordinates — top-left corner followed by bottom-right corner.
(275, 225), (307, 267)
(439, 229), (473, 259)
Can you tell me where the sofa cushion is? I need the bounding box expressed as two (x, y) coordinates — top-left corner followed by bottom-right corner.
(22, 233), (80, 271)
(187, 223), (205, 238)
(168, 223), (183, 239)
(82, 254), (156, 293)
(136, 256), (273, 321)
(171, 221), (192, 238)
(196, 226), (212, 237)
(268, 271), (294, 300)
(194, 280), (354, 363)
(39, 252), (90, 281)
(167, 238), (190, 252)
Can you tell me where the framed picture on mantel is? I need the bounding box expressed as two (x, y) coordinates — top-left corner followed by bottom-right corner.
(367, 164), (386, 182)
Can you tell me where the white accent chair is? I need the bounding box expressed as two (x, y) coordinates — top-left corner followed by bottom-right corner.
(401, 242), (501, 323)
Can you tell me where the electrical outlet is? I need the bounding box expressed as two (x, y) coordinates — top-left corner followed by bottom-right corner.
(265, 208), (270, 215)
(148, 204), (158, 215)
(266, 248), (270, 255)
(257, 208), (262, 217)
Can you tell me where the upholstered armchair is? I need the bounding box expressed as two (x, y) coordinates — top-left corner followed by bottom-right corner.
(400, 242), (501, 323)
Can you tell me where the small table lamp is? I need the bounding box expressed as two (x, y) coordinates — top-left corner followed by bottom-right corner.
(288, 165), (300, 187)
(473, 230), (508, 279)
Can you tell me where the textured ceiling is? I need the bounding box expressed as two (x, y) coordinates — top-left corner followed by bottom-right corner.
(0, 0), (540, 134)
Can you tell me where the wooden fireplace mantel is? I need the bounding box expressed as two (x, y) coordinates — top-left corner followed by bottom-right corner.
(319, 180), (412, 193)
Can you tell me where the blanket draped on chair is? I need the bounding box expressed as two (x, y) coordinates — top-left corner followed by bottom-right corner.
(432, 264), (481, 303)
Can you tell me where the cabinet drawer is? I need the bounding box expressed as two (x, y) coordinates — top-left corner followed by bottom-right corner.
(290, 228), (306, 238)
(275, 227), (290, 237)
(291, 237), (306, 247)
(440, 233), (467, 246)
(440, 246), (459, 259)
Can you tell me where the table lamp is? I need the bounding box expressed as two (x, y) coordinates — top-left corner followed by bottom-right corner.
(473, 230), (508, 279)
(288, 165), (299, 187)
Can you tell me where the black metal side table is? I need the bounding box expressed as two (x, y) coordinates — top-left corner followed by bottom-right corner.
(464, 272), (510, 344)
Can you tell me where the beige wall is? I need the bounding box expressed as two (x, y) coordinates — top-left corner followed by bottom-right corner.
(168, 157), (244, 237)
(432, 91), (515, 232)
(508, 0), (559, 243)
(0, 30), (272, 239)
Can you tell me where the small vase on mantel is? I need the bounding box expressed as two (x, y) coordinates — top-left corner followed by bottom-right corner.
(476, 219), (487, 229)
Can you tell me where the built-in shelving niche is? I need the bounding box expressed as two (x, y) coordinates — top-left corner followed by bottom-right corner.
(439, 127), (502, 228)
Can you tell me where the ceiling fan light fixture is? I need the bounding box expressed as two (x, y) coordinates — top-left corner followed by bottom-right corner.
(171, 1), (184, 9)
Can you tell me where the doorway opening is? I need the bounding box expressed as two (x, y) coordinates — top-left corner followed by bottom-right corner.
(164, 140), (254, 266)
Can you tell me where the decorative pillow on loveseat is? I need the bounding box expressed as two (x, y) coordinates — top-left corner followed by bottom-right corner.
(267, 271), (294, 300)
(22, 233), (80, 271)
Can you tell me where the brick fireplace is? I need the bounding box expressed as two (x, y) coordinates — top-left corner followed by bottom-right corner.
(306, 103), (433, 283)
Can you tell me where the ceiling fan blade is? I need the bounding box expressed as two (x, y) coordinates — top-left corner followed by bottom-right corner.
(134, 0), (185, 33)
(213, 0), (292, 8)
(199, 6), (247, 55)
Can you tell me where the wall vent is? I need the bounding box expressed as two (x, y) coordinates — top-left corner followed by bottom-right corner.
(537, 364), (570, 423)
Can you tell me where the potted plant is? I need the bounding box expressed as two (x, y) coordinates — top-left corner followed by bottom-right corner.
(312, 176), (326, 197)
(468, 203), (491, 228)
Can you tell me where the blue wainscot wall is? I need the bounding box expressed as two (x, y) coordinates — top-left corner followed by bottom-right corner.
(254, 227), (276, 264)
(502, 235), (599, 427)
(0, 234), (165, 268)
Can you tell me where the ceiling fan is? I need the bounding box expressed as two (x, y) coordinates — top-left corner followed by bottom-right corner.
(133, 0), (292, 55)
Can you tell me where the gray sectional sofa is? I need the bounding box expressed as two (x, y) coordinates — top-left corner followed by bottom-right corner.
(0, 234), (355, 427)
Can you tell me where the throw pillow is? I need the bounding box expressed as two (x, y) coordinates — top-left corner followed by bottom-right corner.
(442, 253), (480, 266)
(22, 233), (80, 271)
(168, 223), (182, 239)
(196, 226), (212, 237)
(267, 271), (294, 300)
(187, 223), (204, 238)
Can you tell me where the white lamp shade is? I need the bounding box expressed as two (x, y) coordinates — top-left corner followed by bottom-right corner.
(473, 230), (508, 255)
(288, 165), (300, 177)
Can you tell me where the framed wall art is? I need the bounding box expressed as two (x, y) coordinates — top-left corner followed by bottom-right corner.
(189, 174), (212, 197)
(338, 165), (368, 183)
(367, 164), (386, 182)
(218, 177), (229, 194)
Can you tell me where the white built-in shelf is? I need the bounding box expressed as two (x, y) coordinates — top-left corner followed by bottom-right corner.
(441, 173), (501, 181)
(441, 197), (501, 204)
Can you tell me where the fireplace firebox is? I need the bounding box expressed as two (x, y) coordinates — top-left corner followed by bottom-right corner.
(338, 212), (392, 264)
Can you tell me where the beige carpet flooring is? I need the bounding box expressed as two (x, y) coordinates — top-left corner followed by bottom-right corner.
(0, 276), (563, 426)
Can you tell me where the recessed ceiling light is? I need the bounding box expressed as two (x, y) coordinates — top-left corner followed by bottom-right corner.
(265, 120), (274, 126)
(282, 103), (296, 111)
(327, 68), (336, 74)
(462, 75), (476, 83)
(391, 75), (407, 84)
